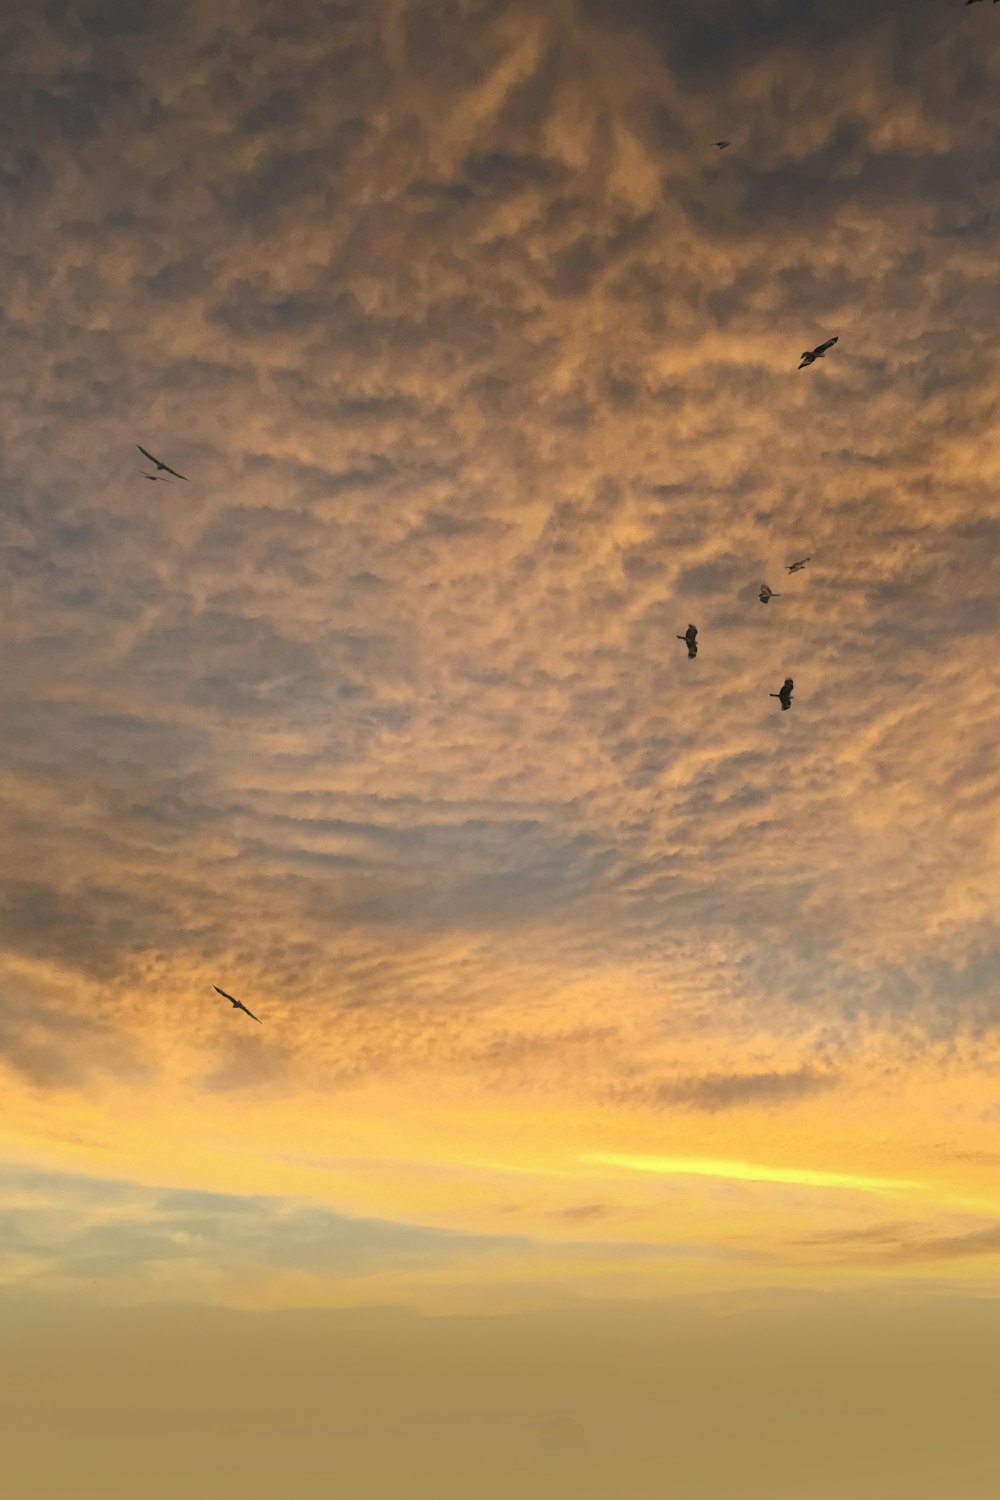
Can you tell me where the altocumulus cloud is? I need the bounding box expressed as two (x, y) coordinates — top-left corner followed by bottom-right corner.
(0, 0), (999, 1282)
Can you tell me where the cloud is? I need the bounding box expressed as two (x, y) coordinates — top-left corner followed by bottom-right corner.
(641, 1067), (838, 1112)
(584, 1154), (915, 1195)
(1, 0), (999, 1301)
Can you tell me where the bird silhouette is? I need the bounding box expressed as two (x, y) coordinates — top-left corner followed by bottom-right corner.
(759, 584), (779, 604)
(137, 445), (189, 481)
(213, 985), (261, 1023)
(798, 336), (838, 370)
(677, 624), (698, 658)
(770, 678), (794, 711)
(786, 557), (811, 573)
(715, 140), (730, 149)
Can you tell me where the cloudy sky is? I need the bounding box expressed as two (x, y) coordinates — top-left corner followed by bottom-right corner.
(2, 0), (1000, 1492)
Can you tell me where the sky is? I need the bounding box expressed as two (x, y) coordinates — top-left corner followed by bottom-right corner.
(1, 0), (1000, 1493)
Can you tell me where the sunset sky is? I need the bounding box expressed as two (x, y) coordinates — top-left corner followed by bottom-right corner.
(2, 0), (1000, 1494)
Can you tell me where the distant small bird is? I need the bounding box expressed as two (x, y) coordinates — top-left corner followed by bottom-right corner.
(759, 584), (779, 604)
(770, 678), (794, 711)
(786, 557), (811, 573)
(798, 336), (838, 370)
(137, 470), (175, 484)
(213, 985), (261, 1023)
(715, 140), (730, 149)
(677, 624), (698, 658)
(137, 445), (189, 481)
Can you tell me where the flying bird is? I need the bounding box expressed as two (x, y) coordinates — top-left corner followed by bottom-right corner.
(715, 140), (730, 149)
(759, 584), (779, 604)
(786, 557), (811, 573)
(798, 336), (838, 370)
(137, 445), (189, 481)
(213, 985), (261, 1023)
(770, 678), (794, 711)
(677, 624), (698, 658)
(137, 470), (175, 484)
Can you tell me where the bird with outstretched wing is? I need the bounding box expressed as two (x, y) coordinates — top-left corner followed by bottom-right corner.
(798, 336), (838, 369)
(677, 624), (698, 658)
(786, 557), (811, 573)
(137, 445), (189, 481)
(213, 985), (262, 1023)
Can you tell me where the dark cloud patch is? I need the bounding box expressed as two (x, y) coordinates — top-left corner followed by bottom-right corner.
(43, 0), (175, 40)
(800, 1220), (1000, 1266)
(238, 88), (302, 136)
(251, 0), (363, 45)
(142, 256), (214, 302)
(0, 142), (49, 200)
(644, 1068), (837, 1112)
(122, 610), (389, 727)
(210, 279), (330, 337)
(555, 1203), (612, 1222)
(675, 554), (751, 598)
(407, 177), (477, 207)
(585, 0), (944, 85)
(461, 150), (565, 196)
(229, 147), (338, 224)
(796, 1223), (914, 1248)
(0, 880), (165, 983)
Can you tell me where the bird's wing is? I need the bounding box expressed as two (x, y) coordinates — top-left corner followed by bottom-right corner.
(816, 336), (838, 354)
(160, 463), (189, 481)
(798, 355), (813, 368)
(137, 445), (159, 464)
(213, 985), (239, 1005)
(237, 1001), (262, 1023)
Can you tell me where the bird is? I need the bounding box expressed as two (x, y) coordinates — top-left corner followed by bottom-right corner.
(715, 140), (730, 149)
(770, 678), (794, 711)
(759, 584), (779, 604)
(798, 336), (838, 370)
(213, 985), (262, 1023)
(137, 445), (189, 481)
(137, 470), (175, 484)
(677, 624), (698, 658)
(786, 557), (811, 573)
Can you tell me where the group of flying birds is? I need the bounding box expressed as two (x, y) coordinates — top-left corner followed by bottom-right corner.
(136, 2), (993, 1027)
(675, 325), (836, 709)
(137, 313), (832, 1036)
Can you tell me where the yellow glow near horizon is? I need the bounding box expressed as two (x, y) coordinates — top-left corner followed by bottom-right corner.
(583, 1153), (918, 1194)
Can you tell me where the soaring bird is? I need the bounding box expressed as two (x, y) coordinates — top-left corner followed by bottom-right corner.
(213, 985), (262, 1023)
(715, 140), (730, 149)
(786, 557), (811, 573)
(137, 445), (189, 481)
(759, 584), (779, 604)
(137, 470), (175, 484)
(770, 678), (794, 711)
(677, 624), (698, 658)
(798, 336), (838, 370)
